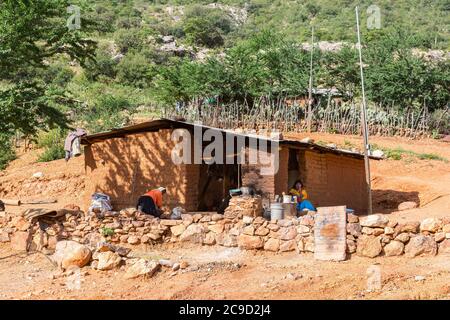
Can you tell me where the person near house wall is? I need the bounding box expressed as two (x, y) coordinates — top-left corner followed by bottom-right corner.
(136, 187), (166, 217)
(289, 180), (316, 212)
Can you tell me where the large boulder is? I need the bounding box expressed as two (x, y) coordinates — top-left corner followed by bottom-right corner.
(435, 232), (446, 243)
(125, 259), (160, 279)
(359, 214), (389, 228)
(208, 224), (224, 234)
(53, 240), (92, 269)
(127, 236), (140, 245)
(347, 214), (359, 223)
(303, 237), (314, 252)
(356, 235), (382, 258)
(405, 235), (437, 257)
(420, 218), (442, 233)
(202, 232), (216, 245)
(237, 234), (264, 250)
(255, 226), (270, 236)
(383, 240), (404, 256)
(96, 251), (122, 270)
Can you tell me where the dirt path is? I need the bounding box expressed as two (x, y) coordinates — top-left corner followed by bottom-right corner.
(0, 243), (449, 300)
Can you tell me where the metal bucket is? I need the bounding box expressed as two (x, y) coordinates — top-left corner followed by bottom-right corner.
(270, 203), (285, 220)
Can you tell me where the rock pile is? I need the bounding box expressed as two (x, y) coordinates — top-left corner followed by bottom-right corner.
(224, 196), (263, 219)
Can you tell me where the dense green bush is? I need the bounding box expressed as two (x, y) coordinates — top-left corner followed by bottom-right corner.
(37, 144), (66, 162)
(36, 128), (67, 162)
(114, 28), (147, 53)
(41, 63), (75, 88)
(92, 4), (117, 33)
(36, 127), (66, 148)
(116, 6), (142, 29)
(116, 52), (155, 88)
(182, 5), (234, 48)
(81, 94), (136, 133)
(84, 44), (118, 81)
(0, 133), (16, 170)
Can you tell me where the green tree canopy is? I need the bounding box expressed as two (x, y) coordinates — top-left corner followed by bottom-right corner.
(0, 0), (96, 136)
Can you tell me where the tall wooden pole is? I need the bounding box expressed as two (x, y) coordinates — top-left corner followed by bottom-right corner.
(307, 26), (314, 133)
(355, 6), (373, 215)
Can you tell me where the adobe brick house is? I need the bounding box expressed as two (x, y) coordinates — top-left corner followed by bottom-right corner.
(81, 119), (375, 214)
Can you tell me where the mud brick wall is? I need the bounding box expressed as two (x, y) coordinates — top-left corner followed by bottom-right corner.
(241, 147), (289, 199)
(241, 147), (276, 198)
(274, 147), (289, 196)
(303, 151), (368, 213)
(83, 129), (198, 211)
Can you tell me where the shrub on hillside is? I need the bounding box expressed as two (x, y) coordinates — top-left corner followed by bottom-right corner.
(84, 44), (118, 81)
(82, 94), (136, 133)
(37, 144), (66, 162)
(182, 5), (234, 48)
(116, 52), (155, 88)
(41, 63), (75, 88)
(36, 127), (66, 148)
(114, 28), (147, 53)
(36, 128), (67, 162)
(0, 134), (16, 170)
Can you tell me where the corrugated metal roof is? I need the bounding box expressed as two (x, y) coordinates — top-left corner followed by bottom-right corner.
(81, 118), (381, 160)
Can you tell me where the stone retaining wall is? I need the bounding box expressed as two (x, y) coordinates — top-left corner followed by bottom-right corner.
(0, 204), (449, 259)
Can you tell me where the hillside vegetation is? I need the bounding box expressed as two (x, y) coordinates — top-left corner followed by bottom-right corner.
(0, 0), (449, 169)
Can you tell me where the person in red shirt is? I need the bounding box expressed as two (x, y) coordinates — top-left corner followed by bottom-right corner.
(136, 187), (166, 217)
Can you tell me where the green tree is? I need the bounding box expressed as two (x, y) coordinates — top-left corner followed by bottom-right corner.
(0, 0), (96, 136)
(320, 46), (360, 99)
(365, 29), (450, 112)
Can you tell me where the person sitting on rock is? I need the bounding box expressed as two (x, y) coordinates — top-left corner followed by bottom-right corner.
(289, 180), (316, 212)
(136, 187), (166, 217)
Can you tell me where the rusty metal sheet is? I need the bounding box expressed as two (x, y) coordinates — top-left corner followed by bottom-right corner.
(314, 206), (347, 261)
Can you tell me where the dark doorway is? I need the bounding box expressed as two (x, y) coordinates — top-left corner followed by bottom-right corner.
(288, 148), (300, 190)
(197, 163), (241, 211)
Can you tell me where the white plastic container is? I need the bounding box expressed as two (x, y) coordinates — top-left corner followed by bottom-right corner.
(270, 203), (285, 220)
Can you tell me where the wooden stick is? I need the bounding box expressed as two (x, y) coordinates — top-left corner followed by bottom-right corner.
(1, 199), (21, 206)
(21, 199), (57, 205)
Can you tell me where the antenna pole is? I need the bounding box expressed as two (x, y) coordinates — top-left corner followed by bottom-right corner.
(356, 6), (373, 215)
(307, 26), (314, 133)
